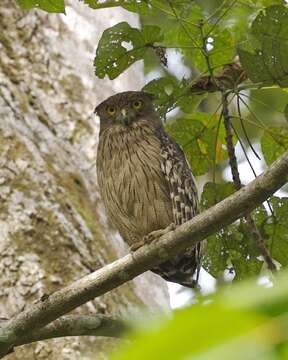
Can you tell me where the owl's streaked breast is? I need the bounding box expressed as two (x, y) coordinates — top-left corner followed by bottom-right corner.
(97, 120), (173, 245)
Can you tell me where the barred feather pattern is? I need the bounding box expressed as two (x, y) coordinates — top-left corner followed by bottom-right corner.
(151, 129), (202, 288)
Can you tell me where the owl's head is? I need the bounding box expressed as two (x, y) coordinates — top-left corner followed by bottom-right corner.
(95, 91), (160, 132)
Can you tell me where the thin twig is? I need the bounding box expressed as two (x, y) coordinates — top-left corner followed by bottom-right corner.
(233, 119), (275, 225)
(222, 94), (276, 272)
(212, 109), (223, 183)
(236, 95), (261, 160)
(232, 124), (258, 178)
(199, 20), (214, 78)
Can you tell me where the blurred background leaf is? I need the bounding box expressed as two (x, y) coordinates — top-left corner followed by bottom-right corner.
(112, 270), (288, 360)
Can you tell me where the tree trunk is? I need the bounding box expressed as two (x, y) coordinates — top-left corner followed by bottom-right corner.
(0, 1), (169, 359)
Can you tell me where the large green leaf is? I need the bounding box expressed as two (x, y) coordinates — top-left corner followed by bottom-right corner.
(17, 0), (65, 12)
(94, 22), (163, 79)
(113, 304), (264, 360)
(238, 4), (288, 86)
(140, 2), (236, 72)
(165, 112), (227, 176)
(142, 3), (207, 71)
(113, 269), (288, 360)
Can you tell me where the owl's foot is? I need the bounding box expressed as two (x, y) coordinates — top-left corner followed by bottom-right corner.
(130, 239), (146, 252)
(130, 223), (176, 252)
(144, 223), (176, 244)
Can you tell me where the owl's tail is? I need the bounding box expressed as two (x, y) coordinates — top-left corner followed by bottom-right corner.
(151, 243), (202, 288)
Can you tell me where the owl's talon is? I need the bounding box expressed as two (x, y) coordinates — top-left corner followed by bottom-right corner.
(129, 223), (175, 251)
(143, 222), (176, 244)
(168, 222), (176, 231)
(130, 240), (145, 252)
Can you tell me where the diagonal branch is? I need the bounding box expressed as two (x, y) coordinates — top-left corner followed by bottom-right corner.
(1, 149), (288, 357)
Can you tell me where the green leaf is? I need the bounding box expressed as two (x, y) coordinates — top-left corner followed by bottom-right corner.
(165, 112), (227, 176)
(113, 303), (264, 360)
(238, 5), (288, 86)
(201, 182), (264, 279)
(209, 28), (236, 70)
(94, 22), (163, 79)
(113, 269), (288, 360)
(17, 0), (65, 13)
(177, 80), (207, 113)
(80, 0), (200, 16)
(261, 126), (288, 165)
(143, 76), (206, 118)
(201, 181), (235, 210)
(143, 76), (180, 116)
(201, 182), (236, 277)
(82, 0), (150, 13)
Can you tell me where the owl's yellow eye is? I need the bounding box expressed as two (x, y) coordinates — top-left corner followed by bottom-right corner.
(106, 106), (116, 116)
(132, 100), (143, 110)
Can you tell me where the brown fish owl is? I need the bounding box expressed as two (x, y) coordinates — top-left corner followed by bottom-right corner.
(96, 91), (201, 287)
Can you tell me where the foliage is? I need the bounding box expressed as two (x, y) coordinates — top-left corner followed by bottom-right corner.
(143, 76), (207, 116)
(238, 4), (288, 86)
(95, 22), (163, 79)
(201, 182), (266, 279)
(165, 113), (227, 176)
(16, 0), (65, 12)
(112, 269), (288, 360)
(16, 0), (288, 284)
(90, 0), (288, 282)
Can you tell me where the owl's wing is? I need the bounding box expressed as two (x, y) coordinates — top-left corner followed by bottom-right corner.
(158, 130), (199, 225)
(152, 128), (202, 288)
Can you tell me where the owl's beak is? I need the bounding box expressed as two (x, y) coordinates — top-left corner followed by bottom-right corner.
(117, 108), (132, 126)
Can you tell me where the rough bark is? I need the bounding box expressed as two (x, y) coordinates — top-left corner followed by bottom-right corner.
(0, 1), (169, 359)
